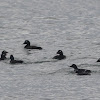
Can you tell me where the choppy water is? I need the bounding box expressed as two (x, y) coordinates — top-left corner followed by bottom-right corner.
(0, 0), (100, 100)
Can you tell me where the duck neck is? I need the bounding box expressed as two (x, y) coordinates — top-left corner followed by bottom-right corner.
(74, 67), (78, 70)
(25, 42), (30, 47)
(11, 57), (14, 61)
(1, 54), (6, 60)
(60, 52), (63, 56)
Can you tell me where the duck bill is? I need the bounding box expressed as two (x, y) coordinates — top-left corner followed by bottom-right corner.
(23, 42), (26, 44)
(5, 51), (8, 53)
(57, 51), (59, 54)
(70, 65), (72, 67)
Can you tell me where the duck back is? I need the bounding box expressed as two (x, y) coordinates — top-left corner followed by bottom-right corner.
(10, 60), (23, 64)
(25, 45), (42, 50)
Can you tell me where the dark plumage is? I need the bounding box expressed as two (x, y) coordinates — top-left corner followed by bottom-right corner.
(53, 50), (66, 60)
(97, 58), (100, 62)
(23, 40), (42, 50)
(10, 55), (23, 64)
(0, 50), (8, 60)
(70, 64), (91, 75)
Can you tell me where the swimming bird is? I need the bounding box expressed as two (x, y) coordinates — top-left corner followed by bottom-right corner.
(23, 40), (42, 50)
(53, 50), (66, 60)
(0, 50), (8, 60)
(10, 55), (23, 64)
(70, 64), (91, 75)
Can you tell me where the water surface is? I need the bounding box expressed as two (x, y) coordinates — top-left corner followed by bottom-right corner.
(0, 0), (100, 100)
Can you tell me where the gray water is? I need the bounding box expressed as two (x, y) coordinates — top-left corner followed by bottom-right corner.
(0, 0), (100, 100)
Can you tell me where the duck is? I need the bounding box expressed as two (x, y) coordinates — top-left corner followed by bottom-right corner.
(70, 64), (91, 75)
(53, 50), (66, 60)
(23, 40), (42, 50)
(10, 55), (23, 64)
(0, 50), (8, 60)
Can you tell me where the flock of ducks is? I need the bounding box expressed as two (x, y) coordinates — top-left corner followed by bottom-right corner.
(0, 40), (100, 75)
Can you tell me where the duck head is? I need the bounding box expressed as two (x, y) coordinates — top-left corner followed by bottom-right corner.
(57, 50), (63, 55)
(2, 50), (8, 55)
(70, 64), (78, 69)
(0, 50), (8, 60)
(10, 55), (14, 60)
(23, 40), (30, 45)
